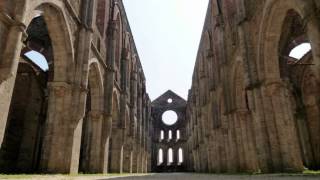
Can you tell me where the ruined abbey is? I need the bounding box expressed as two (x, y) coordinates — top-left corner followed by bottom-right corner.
(0, 0), (319, 175)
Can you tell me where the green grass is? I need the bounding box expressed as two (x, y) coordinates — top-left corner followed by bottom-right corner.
(303, 170), (320, 175)
(0, 173), (148, 179)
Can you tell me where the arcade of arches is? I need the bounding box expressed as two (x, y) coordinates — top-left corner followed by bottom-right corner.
(0, 0), (319, 175)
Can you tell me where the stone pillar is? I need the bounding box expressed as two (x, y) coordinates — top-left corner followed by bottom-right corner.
(100, 20), (117, 174)
(265, 81), (303, 172)
(109, 131), (124, 173)
(87, 110), (104, 173)
(237, 111), (259, 172)
(100, 117), (111, 173)
(131, 146), (138, 173)
(123, 138), (133, 173)
(173, 148), (178, 167)
(0, 13), (25, 146)
(226, 114), (239, 173)
(251, 88), (273, 172)
(39, 82), (76, 173)
(163, 147), (168, 167)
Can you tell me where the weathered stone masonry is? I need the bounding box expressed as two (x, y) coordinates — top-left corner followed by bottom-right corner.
(0, 0), (151, 174)
(1, 0), (320, 175)
(187, 0), (320, 173)
(150, 90), (189, 172)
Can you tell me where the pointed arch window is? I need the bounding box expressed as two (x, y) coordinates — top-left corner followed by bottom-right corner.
(158, 149), (163, 165)
(160, 130), (164, 141)
(178, 148), (183, 165)
(168, 148), (173, 165)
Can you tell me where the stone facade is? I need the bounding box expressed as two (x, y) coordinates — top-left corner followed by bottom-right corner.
(187, 0), (320, 173)
(0, 0), (151, 174)
(151, 90), (188, 172)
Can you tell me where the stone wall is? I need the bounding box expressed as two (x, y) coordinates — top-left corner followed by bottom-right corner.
(187, 0), (320, 173)
(151, 90), (188, 172)
(0, 0), (151, 174)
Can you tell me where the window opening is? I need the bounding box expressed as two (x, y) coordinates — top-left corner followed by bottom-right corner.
(162, 110), (178, 126)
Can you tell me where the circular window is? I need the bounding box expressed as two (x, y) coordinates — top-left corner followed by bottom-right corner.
(167, 98), (173, 103)
(162, 110), (178, 126)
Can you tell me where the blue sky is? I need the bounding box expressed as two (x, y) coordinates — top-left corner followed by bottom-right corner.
(123, 0), (209, 100)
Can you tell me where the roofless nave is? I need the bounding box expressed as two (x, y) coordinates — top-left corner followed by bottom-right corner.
(0, 0), (319, 175)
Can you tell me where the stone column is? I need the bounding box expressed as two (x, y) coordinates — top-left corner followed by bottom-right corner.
(265, 81), (303, 172)
(109, 131), (124, 173)
(237, 110), (259, 172)
(87, 110), (104, 173)
(251, 88), (273, 172)
(100, 114), (111, 173)
(131, 145), (138, 173)
(226, 114), (239, 173)
(0, 12), (25, 146)
(163, 148), (168, 168)
(100, 19), (117, 174)
(39, 82), (75, 173)
(123, 140), (133, 173)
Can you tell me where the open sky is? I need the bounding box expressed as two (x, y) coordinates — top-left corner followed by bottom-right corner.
(123, 0), (209, 101)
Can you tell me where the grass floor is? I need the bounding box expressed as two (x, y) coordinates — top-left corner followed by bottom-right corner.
(0, 171), (319, 179)
(0, 173), (144, 179)
(303, 170), (320, 175)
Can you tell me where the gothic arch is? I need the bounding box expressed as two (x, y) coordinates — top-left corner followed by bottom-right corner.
(28, 2), (74, 81)
(112, 3), (123, 79)
(256, 0), (320, 171)
(257, 0), (320, 82)
(0, 1), (76, 173)
(87, 60), (104, 111)
(78, 60), (104, 173)
(1, 0), (74, 82)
